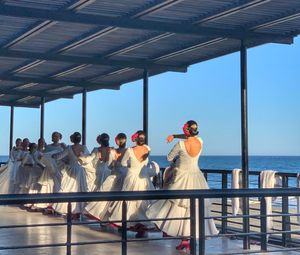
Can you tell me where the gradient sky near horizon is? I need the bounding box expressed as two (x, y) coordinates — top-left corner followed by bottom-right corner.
(1, 37), (299, 156)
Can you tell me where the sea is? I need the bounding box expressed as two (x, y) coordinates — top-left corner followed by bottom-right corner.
(2, 155), (299, 187)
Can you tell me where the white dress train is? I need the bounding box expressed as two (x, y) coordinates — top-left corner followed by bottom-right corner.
(146, 138), (219, 237)
(0, 148), (24, 194)
(104, 146), (155, 227)
(84, 150), (128, 220)
(52, 146), (89, 214)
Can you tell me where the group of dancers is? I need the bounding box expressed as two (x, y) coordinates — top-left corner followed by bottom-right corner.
(0, 120), (218, 251)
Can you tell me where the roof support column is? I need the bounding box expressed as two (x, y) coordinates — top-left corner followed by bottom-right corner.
(241, 40), (250, 250)
(82, 88), (87, 146)
(40, 97), (45, 139)
(143, 68), (149, 144)
(9, 106), (14, 153)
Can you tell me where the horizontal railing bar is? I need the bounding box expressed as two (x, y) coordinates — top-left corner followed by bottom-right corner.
(0, 242), (67, 250)
(0, 222), (67, 229)
(213, 246), (300, 255)
(201, 169), (299, 177)
(126, 236), (185, 242)
(1, 188), (300, 205)
(206, 213), (300, 220)
(0, 240), (122, 250)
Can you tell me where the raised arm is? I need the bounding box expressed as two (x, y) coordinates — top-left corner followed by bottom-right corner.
(52, 148), (68, 161)
(167, 142), (181, 162)
(166, 134), (187, 143)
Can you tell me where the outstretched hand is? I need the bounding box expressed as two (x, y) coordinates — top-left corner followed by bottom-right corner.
(166, 135), (174, 143)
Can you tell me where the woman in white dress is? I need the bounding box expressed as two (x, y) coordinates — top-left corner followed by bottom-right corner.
(36, 132), (66, 212)
(0, 138), (23, 194)
(80, 133), (112, 192)
(104, 131), (155, 237)
(37, 132), (67, 211)
(25, 142), (46, 210)
(15, 138), (31, 194)
(84, 133), (128, 220)
(52, 132), (89, 218)
(146, 121), (218, 251)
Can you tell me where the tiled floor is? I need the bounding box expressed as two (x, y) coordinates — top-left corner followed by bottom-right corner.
(0, 206), (298, 255)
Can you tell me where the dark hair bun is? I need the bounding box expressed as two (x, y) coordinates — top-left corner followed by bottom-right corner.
(116, 133), (127, 140)
(97, 133), (110, 147)
(187, 120), (199, 136)
(72, 132), (81, 144)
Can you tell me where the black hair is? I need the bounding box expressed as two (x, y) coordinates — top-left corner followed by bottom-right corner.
(71, 132), (81, 144)
(116, 133), (127, 148)
(136, 130), (146, 146)
(15, 138), (22, 143)
(97, 133), (110, 147)
(52, 131), (62, 140)
(116, 133), (127, 140)
(29, 143), (37, 152)
(186, 120), (199, 137)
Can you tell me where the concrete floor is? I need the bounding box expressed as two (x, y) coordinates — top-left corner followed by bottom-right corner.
(0, 206), (298, 255)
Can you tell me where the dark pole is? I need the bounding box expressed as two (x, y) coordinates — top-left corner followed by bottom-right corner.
(82, 88), (87, 146)
(241, 40), (250, 249)
(9, 106), (14, 153)
(143, 68), (149, 144)
(40, 97), (45, 139)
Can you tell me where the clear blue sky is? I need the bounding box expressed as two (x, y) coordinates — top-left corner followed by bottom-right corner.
(1, 37), (299, 156)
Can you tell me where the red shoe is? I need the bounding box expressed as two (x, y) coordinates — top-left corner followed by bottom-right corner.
(176, 240), (190, 251)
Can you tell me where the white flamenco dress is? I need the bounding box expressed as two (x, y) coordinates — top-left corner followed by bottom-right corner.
(37, 144), (65, 192)
(146, 137), (219, 237)
(0, 148), (24, 194)
(84, 149), (128, 220)
(78, 147), (111, 192)
(52, 146), (89, 214)
(89, 147), (112, 191)
(104, 146), (155, 227)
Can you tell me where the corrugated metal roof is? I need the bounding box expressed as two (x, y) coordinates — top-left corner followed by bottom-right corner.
(0, 0), (299, 107)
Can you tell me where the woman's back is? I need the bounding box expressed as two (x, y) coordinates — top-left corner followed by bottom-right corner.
(169, 137), (203, 170)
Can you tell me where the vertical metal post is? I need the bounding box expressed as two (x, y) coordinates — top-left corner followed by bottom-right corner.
(241, 40), (250, 249)
(121, 200), (127, 255)
(261, 197), (268, 252)
(190, 198), (196, 255)
(66, 202), (72, 255)
(221, 173), (228, 234)
(282, 176), (291, 246)
(143, 68), (149, 144)
(198, 197), (205, 255)
(40, 97), (45, 139)
(9, 106), (14, 153)
(82, 88), (87, 146)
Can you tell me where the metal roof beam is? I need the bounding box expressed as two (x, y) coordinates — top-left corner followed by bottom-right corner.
(0, 5), (293, 42)
(0, 88), (74, 98)
(1, 0), (95, 48)
(0, 101), (39, 108)
(0, 74), (119, 89)
(0, 48), (187, 72)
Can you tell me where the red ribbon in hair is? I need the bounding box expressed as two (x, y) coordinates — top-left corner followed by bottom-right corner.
(182, 123), (190, 136)
(131, 132), (139, 142)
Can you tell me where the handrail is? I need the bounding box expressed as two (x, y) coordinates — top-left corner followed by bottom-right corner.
(201, 168), (299, 178)
(0, 188), (299, 205)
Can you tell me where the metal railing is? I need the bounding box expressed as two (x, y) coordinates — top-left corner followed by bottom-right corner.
(197, 168), (299, 247)
(1, 188), (300, 255)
